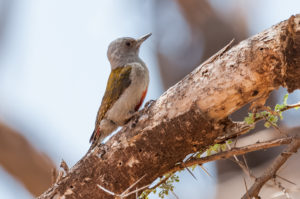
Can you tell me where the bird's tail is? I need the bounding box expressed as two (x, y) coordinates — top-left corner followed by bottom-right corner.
(89, 128), (98, 143)
(89, 128), (101, 150)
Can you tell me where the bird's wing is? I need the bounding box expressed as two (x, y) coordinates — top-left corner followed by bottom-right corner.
(90, 65), (132, 143)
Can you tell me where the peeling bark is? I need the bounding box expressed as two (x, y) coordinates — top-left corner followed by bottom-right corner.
(38, 15), (300, 199)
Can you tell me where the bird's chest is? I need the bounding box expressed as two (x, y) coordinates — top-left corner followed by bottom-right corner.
(106, 64), (149, 124)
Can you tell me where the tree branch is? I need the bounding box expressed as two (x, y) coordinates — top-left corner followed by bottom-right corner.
(241, 138), (300, 199)
(0, 122), (56, 196)
(168, 137), (293, 174)
(38, 15), (300, 199)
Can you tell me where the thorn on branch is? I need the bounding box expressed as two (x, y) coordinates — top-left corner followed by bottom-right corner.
(97, 174), (149, 199)
(185, 167), (197, 180)
(276, 175), (296, 185)
(52, 159), (69, 185)
(60, 159), (69, 174)
(199, 165), (212, 178)
(243, 177), (250, 199)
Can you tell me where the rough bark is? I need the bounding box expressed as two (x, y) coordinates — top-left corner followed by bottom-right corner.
(0, 122), (56, 196)
(38, 15), (300, 199)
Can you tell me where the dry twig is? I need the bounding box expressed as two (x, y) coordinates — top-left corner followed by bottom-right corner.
(241, 138), (300, 199)
(169, 137), (293, 174)
(60, 159), (69, 174)
(97, 175), (150, 199)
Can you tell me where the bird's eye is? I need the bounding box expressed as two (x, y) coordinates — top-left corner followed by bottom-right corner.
(125, 41), (131, 47)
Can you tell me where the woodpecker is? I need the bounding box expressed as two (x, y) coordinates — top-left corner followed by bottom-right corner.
(89, 33), (151, 149)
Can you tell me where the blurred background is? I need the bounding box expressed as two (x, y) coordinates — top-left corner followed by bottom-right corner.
(0, 0), (299, 198)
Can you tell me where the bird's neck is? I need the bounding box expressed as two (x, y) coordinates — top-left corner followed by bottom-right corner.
(110, 56), (145, 70)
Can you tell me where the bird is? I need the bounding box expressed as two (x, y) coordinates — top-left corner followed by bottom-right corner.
(89, 33), (151, 149)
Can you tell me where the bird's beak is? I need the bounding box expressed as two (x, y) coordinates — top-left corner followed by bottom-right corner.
(136, 33), (152, 47)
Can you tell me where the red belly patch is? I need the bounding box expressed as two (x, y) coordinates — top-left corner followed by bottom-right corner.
(135, 87), (148, 111)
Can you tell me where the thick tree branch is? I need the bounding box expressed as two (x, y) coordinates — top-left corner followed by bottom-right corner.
(38, 15), (300, 199)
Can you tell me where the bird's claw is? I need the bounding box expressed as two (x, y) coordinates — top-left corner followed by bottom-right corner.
(145, 99), (156, 108)
(128, 111), (140, 123)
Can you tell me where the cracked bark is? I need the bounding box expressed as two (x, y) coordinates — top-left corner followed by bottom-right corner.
(38, 15), (300, 199)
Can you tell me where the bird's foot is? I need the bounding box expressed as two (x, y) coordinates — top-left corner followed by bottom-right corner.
(97, 143), (108, 158)
(145, 99), (156, 108)
(126, 111), (140, 124)
(98, 142), (105, 148)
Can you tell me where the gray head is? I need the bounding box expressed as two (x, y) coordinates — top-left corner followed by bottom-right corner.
(107, 33), (151, 70)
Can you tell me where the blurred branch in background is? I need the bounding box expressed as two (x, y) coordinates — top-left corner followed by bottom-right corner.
(0, 122), (56, 197)
(177, 0), (247, 61)
(154, 0), (248, 89)
(0, 0), (56, 197)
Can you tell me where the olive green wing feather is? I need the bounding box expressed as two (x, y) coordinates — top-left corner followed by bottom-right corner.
(90, 66), (132, 143)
